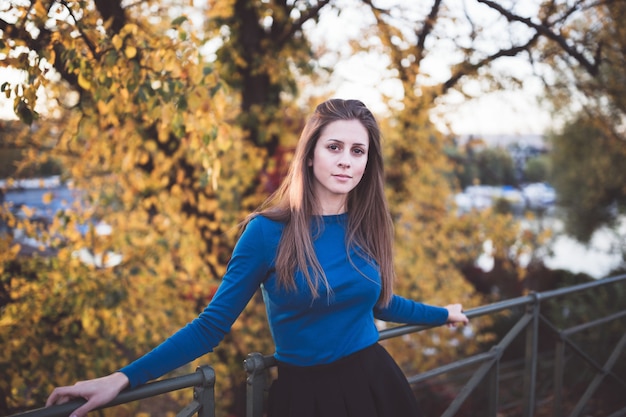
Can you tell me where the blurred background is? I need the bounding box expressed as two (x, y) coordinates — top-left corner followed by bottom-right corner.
(1, 0), (625, 415)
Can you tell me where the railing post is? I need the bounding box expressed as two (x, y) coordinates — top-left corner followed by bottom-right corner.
(487, 353), (500, 417)
(522, 292), (540, 417)
(245, 352), (268, 417)
(195, 365), (216, 417)
(552, 337), (566, 417)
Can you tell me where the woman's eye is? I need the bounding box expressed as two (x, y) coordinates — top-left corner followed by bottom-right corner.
(353, 148), (365, 155)
(328, 144), (340, 151)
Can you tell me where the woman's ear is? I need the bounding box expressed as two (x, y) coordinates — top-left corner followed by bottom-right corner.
(307, 158), (313, 167)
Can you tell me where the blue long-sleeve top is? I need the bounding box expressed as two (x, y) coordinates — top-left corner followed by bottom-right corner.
(119, 213), (449, 387)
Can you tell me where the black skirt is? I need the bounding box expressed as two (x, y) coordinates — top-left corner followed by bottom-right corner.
(267, 343), (423, 417)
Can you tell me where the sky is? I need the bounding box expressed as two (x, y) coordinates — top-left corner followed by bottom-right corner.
(326, 52), (553, 136)
(0, 0), (555, 136)
(0, 68), (19, 120)
(0, 61), (553, 136)
(303, 0), (555, 136)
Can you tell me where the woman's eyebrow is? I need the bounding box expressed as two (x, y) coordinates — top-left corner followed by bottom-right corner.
(325, 138), (368, 147)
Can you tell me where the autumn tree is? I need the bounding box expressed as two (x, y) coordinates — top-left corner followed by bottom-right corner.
(203, 0), (335, 204)
(540, 0), (626, 244)
(2, 0), (623, 415)
(548, 115), (626, 242)
(356, 0), (619, 284)
(449, 144), (517, 188)
(0, 0), (352, 414)
(351, 1), (617, 396)
(0, 1), (261, 414)
(205, 0), (326, 138)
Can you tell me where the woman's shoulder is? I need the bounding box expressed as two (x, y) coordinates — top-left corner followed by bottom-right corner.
(244, 213), (286, 237)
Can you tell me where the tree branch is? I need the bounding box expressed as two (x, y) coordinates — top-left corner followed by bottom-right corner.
(362, 0), (411, 86)
(277, 0), (331, 46)
(443, 34), (540, 93)
(477, 0), (601, 75)
(58, 0), (100, 59)
(92, 0), (126, 33)
(416, 0), (443, 63)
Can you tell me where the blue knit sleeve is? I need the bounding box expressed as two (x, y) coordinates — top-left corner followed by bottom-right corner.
(373, 294), (448, 326)
(119, 217), (272, 387)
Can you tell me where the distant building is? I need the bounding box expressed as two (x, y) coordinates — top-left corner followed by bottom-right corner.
(456, 134), (547, 151)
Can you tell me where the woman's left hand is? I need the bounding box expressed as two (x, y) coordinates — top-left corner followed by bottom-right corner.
(444, 304), (469, 327)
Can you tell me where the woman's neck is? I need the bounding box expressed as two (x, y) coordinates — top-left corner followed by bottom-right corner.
(314, 193), (348, 215)
(318, 202), (347, 216)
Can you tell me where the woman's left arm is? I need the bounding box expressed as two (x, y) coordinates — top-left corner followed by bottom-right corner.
(373, 295), (468, 327)
(443, 303), (469, 326)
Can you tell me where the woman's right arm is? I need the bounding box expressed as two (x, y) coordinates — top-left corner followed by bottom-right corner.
(45, 372), (129, 417)
(45, 216), (275, 415)
(118, 217), (273, 386)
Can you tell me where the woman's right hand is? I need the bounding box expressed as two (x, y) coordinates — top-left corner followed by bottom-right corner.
(45, 372), (129, 417)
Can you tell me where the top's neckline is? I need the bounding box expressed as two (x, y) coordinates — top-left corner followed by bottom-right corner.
(316, 212), (348, 223)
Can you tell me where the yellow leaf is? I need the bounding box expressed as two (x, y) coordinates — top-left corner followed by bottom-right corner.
(33, 1), (47, 19)
(97, 100), (108, 114)
(112, 35), (123, 50)
(21, 206), (34, 218)
(125, 46), (137, 59)
(81, 309), (99, 337)
(10, 244), (21, 256)
(124, 23), (139, 36)
(137, 150), (150, 165)
(78, 72), (91, 90)
(47, 48), (56, 65)
(42, 192), (53, 204)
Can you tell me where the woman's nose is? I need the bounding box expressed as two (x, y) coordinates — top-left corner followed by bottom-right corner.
(337, 150), (352, 168)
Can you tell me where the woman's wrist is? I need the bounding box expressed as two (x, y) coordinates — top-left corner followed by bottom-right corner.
(110, 372), (130, 390)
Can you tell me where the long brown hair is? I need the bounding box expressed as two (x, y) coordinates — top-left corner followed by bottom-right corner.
(247, 99), (395, 306)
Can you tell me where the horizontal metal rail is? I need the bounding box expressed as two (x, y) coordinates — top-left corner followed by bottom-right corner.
(11, 366), (216, 417)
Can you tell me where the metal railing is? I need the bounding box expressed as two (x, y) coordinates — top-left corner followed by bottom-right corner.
(10, 273), (626, 417)
(244, 273), (626, 417)
(13, 366), (216, 417)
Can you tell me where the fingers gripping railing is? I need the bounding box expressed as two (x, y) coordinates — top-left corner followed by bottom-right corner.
(13, 365), (216, 417)
(381, 300), (538, 417)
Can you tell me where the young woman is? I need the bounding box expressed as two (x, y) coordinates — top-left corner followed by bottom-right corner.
(46, 99), (468, 417)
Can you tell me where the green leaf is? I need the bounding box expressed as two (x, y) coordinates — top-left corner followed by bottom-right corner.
(171, 16), (188, 27)
(15, 100), (37, 125)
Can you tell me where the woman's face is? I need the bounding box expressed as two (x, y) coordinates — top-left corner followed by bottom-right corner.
(309, 119), (369, 214)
